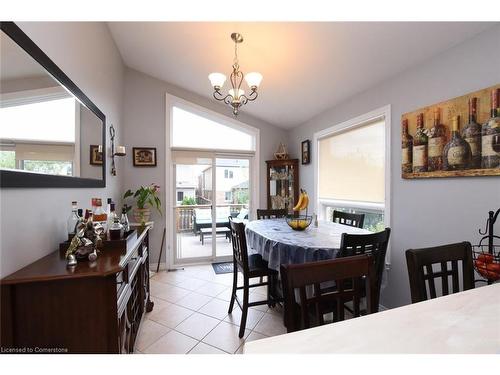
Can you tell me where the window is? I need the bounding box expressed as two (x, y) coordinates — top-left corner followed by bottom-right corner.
(22, 160), (73, 176)
(224, 169), (233, 179)
(171, 105), (255, 151)
(0, 150), (15, 169)
(0, 97), (76, 143)
(0, 92), (78, 176)
(224, 191), (232, 202)
(316, 107), (390, 236)
(177, 191), (184, 202)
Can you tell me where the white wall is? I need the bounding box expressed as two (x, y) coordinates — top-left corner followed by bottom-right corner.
(288, 25), (500, 308)
(0, 22), (125, 278)
(122, 68), (288, 268)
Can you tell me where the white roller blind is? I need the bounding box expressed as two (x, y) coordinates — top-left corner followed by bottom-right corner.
(171, 150), (213, 165)
(318, 118), (385, 204)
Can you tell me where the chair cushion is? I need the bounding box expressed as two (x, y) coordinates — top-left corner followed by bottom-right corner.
(237, 208), (249, 219)
(194, 208), (211, 221)
(216, 206), (231, 220)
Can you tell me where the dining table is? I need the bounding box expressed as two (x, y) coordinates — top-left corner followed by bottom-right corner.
(244, 282), (500, 354)
(245, 218), (370, 271)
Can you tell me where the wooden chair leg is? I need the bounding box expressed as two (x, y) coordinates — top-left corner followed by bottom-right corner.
(228, 262), (237, 313)
(239, 277), (249, 338)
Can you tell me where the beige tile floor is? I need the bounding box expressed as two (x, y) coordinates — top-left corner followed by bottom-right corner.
(135, 264), (287, 354)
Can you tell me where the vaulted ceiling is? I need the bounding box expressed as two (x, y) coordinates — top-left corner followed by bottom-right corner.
(107, 22), (496, 129)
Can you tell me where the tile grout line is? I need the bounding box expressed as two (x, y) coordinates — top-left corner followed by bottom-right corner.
(147, 268), (281, 354)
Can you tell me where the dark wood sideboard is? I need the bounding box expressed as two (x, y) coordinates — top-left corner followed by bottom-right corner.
(0, 227), (154, 353)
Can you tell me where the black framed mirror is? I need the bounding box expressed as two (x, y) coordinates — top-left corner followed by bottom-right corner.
(0, 22), (106, 188)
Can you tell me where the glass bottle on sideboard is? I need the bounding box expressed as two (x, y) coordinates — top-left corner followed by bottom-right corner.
(462, 97), (482, 169)
(412, 113), (428, 173)
(481, 88), (500, 169)
(428, 108), (447, 171)
(107, 202), (118, 236)
(92, 198), (108, 230)
(401, 119), (413, 173)
(66, 201), (79, 240)
(120, 207), (130, 232)
(443, 115), (472, 171)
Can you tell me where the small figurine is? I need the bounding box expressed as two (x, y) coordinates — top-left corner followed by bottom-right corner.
(65, 221), (102, 266)
(66, 254), (77, 267)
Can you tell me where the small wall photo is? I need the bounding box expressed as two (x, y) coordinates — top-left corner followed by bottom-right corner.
(133, 147), (157, 167)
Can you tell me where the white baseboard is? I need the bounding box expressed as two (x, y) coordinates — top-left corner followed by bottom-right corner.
(150, 262), (168, 272)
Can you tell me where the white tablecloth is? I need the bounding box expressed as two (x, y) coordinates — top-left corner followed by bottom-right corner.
(245, 218), (370, 271)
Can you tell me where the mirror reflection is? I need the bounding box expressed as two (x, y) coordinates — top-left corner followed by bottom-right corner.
(0, 30), (103, 180)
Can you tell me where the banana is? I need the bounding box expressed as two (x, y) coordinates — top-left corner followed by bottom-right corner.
(292, 189), (304, 211)
(299, 191), (309, 211)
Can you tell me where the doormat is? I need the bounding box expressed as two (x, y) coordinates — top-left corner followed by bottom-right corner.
(212, 262), (233, 274)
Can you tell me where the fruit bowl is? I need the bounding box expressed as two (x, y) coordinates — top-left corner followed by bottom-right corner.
(286, 215), (312, 231)
(472, 245), (500, 281)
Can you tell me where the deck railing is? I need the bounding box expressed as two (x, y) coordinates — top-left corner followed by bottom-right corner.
(175, 204), (248, 232)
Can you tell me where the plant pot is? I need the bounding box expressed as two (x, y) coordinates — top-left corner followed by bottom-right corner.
(133, 207), (151, 224)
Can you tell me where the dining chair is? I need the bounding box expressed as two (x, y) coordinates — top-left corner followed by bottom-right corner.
(332, 210), (365, 228)
(405, 242), (474, 304)
(256, 208), (288, 220)
(280, 254), (376, 333)
(338, 228), (391, 311)
(228, 217), (280, 338)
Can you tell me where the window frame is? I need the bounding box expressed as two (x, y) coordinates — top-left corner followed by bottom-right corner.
(313, 105), (391, 264)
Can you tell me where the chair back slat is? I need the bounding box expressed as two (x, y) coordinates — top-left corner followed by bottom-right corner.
(228, 217), (249, 272)
(405, 242), (474, 304)
(440, 262), (450, 296)
(280, 254), (375, 333)
(332, 210), (365, 228)
(257, 209), (288, 220)
(338, 228), (391, 311)
(425, 264), (437, 299)
(451, 260), (459, 293)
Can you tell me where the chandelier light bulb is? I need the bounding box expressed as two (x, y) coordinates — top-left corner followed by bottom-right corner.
(244, 72), (263, 90)
(229, 88), (245, 100)
(208, 73), (226, 89)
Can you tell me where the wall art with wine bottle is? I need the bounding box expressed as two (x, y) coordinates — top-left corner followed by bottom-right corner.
(401, 84), (500, 179)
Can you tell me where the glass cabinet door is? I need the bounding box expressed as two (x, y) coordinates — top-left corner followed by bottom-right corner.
(267, 160), (298, 210)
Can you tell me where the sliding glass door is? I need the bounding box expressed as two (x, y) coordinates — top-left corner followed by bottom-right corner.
(214, 157), (250, 259)
(172, 151), (252, 265)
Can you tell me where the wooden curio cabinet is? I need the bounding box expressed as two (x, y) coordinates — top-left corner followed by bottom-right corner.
(266, 159), (299, 210)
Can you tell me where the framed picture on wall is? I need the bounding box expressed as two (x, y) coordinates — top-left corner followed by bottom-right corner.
(301, 140), (311, 165)
(89, 145), (103, 165)
(133, 147), (157, 167)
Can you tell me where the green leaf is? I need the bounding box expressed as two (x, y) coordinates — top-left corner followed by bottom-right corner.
(123, 189), (134, 199)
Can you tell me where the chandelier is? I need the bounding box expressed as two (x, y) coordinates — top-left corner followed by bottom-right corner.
(208, 33), (262, 116)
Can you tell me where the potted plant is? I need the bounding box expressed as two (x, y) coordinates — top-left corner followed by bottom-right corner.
(123, 184), (162, 225)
